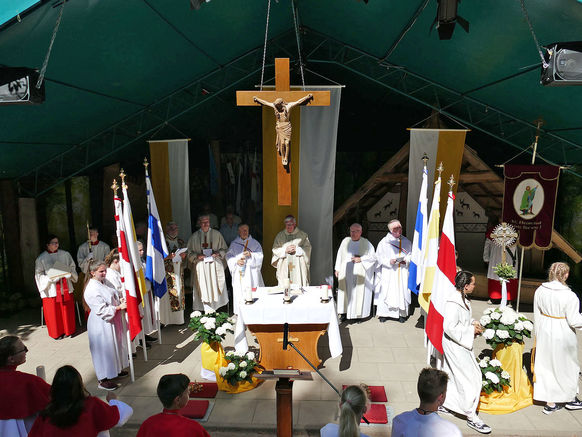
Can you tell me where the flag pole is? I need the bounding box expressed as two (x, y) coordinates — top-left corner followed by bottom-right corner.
(112, 179), (135, 383)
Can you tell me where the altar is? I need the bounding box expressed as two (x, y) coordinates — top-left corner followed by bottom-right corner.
(233, 286), (343, 370)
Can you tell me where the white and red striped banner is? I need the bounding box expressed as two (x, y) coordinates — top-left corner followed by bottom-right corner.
(114, 195), (142, 341)
(426, 188), (457, 354)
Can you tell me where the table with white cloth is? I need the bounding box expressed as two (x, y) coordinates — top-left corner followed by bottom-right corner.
(234, 286), (343, 371)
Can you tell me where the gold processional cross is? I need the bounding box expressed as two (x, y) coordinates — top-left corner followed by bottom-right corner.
(236, 58), (330, 206)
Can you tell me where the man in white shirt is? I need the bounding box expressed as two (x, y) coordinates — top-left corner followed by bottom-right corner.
(392, 368), (463, 437)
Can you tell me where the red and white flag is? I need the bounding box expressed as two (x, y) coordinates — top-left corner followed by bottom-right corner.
(114, 195), (142, 341)
(425, 187), (457, 354)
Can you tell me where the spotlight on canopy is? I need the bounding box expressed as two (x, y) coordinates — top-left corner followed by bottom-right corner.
(432, 0), (469, 40)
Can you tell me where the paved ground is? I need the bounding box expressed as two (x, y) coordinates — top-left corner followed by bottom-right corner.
(2, 297), (582, 436)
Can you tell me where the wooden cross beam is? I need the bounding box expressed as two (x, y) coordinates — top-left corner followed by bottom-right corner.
(236, 58), (330, 205)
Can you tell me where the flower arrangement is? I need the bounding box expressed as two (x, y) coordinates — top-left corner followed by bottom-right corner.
(492, 263), (516, 281)
(219, 350), (261, 386)
(188, 311), (234, 345)
(478, 356), (511, 394)
(480, 307), (533, 350)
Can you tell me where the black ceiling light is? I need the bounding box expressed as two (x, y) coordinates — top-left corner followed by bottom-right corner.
(432, 0), (469, 40)
(541, 42), (582, 86)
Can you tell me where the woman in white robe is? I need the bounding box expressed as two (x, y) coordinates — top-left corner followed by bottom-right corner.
(442, 271), (491, 434)
(533, 262), (582, 413)
(84, 262), (128, 391)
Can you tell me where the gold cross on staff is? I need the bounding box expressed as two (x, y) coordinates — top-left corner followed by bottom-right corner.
(236, 58), (330, 205)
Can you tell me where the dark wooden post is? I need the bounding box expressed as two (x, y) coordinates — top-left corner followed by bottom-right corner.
(276, 377), (293, 437)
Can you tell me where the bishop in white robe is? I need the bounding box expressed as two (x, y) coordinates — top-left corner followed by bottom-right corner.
(226, 224), (264, 315)
(187, 215), (229, 312)
(374, 220), (412, 321)
(271, 215), (311, 286)
(533, 263), (582, 407)
(334, 223), (375, 321)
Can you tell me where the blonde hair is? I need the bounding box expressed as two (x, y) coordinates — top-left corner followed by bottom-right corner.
(339, 385), (368, 437)
(548, 262), (570, 284)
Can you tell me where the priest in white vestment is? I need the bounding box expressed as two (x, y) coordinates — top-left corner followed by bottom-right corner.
(77, 227), (111, 273)
(533, 262), (582, 413)
(84, 262), (129, 390)
(226, 224), (264, 315)
(334, 223), (375, 322)
(160, 222), (186, 325)
(442, 271), (491, 434)
(187, 215), (229, 312)
(374, 220), (412, 322)
(271, 215), (311, 286)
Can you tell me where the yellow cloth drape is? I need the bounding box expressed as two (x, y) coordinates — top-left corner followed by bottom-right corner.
(201, 342), (225, 376)
(215, 354), (263, 394)
(478, 342), (533, 414)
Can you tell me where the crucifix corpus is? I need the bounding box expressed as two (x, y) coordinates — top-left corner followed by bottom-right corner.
(236, 58), (330, 205)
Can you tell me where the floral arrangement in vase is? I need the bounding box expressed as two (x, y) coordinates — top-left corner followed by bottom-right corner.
(492, 263), (517, 281)
(188, 311), (234, 344)
(480, 307), (533, 350)
(218, 350), (261, 386)
(478, 356), (511, 394)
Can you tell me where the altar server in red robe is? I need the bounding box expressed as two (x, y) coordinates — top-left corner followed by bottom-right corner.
(137, 374), (211, 437)
(29, 365), (133, 437)
(0, 336), (51, 436)
(35, 235), (78, 339)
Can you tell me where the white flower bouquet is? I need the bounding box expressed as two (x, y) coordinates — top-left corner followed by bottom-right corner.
(478, 356), (511, 394)
(218, 350), (261, 386)
(480, 307), (533, 350)
(492, 263), (516, 281)
(188, 311), (234, 345)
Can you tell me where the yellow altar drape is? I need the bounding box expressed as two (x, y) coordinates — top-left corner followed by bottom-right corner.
(478, 342), (533, 414)
(215, 354), (263, 394)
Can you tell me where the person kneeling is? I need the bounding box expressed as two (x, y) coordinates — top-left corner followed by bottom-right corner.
(137, 374), (210, 437)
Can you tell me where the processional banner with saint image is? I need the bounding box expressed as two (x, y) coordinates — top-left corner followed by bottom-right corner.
(502, 165), (560, 249)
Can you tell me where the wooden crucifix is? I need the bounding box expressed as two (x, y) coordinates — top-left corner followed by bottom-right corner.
(236, 58), (330, 205)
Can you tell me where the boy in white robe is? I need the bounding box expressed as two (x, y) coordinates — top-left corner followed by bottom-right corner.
(334, 223), (375, 322)
(226, 224), (264, 315)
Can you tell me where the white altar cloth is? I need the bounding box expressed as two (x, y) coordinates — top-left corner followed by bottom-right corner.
(234, 286), (343, 359)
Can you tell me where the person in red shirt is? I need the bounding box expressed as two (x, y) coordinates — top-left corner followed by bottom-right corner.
(29, 365), (133, 437)
(0, 336), (51, 436)
(137, 374), (211, 437)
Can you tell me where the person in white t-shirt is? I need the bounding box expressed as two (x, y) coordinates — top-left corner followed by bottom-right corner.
(392, 368), (463, 437)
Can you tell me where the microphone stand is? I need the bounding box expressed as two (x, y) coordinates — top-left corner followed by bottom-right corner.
(282, 323), (369, 424)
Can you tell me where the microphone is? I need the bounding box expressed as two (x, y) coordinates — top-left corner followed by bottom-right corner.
(283, 323), (289, 350)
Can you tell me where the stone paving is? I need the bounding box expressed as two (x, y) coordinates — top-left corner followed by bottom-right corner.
(2, 298), (582, 436)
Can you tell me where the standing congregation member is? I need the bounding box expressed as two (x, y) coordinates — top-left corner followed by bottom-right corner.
(220, 210), (240, 246)
(187, 215), (229, 313)
(272, 215), (311, 287)
(441, 271), (491, 434)
(533, 262), (582, 414)
(35, 234), (78, 339)
(334, 223), (376, 323)
(29, 365), (133, 437)
(483, 221), (518, 306)
(160, 221), (186, 326)
(320, 385), (370, 437)
(220, 205), (241, 227)
(137, 374), (210, 437)
(84, 262), (129, 391)
(226, 224), (264, 315)
(392, 368), (462, 436)
(374, 220), (411, 323)
(77, 227), (110, 274)
(0, 336), (51, 436)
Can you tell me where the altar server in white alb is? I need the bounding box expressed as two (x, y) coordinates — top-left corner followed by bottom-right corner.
(441, 271), (491, 434)
(77, 227), (111, 274)
(271, 215), (311, 287)
(187, 215), (229, 312)
(226, 224), (264, 315)
(35, 235), (78, 339)
(83, 262), (129, 391)
(533, 262), (582, 414)
(334, 223), (375, 322)
(374, 219), (412, 323)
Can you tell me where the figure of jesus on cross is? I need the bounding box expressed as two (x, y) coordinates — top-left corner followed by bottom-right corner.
(253, 93), (313, 166)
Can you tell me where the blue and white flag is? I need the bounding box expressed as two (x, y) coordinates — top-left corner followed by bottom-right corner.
(408, 162), (428, 295)
(145, 168), (169, 298)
